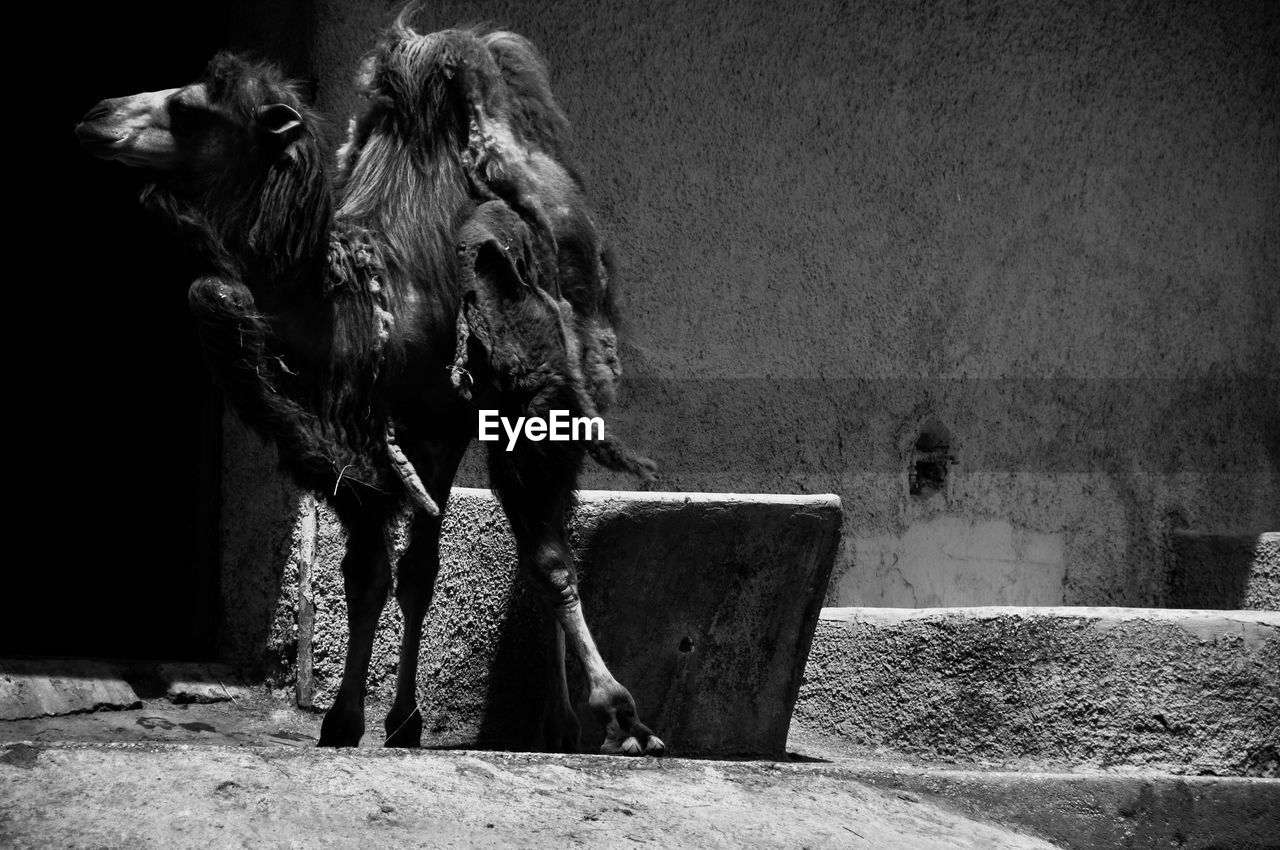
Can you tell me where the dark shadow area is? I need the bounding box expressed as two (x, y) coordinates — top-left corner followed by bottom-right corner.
(910, 417), (954, 498)
(1166, 531), (1267, 609)
(2, 4), (229, 660)
(466, 498), (837, 760)
(471, 581), (567, 752)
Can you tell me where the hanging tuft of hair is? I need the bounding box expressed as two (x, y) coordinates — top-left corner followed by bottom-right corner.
(248, 138), (332, 280)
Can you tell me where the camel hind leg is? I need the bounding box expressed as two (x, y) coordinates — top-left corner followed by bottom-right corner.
(488, 437), (665, 757)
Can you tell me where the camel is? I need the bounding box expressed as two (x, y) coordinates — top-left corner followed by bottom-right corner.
(75, 20), (664, 757)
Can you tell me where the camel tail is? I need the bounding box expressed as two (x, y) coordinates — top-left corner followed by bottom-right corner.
(586, 436), (658, 483)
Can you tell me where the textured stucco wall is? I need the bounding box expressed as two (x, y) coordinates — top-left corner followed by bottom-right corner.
(227, 0), (1279, 612)
(794, 607), (1280, 776)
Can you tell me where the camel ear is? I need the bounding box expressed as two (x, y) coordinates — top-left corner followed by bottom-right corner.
(256, 103), (304, 140)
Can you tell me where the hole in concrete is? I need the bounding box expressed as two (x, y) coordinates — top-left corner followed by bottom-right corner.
(678, 637), (694, 654)
(910, 418), (953, 498)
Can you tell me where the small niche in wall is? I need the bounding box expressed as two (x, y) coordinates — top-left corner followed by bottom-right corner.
(910, 418), (954, 498)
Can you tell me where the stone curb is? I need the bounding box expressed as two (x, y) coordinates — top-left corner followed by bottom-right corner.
(844, 763), (1280, 850)
(0, 660), (247, 720)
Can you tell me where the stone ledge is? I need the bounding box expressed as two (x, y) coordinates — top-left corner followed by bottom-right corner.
(794, 607), (1280, 776)
(0, 660), (247, 721)
(0, 660), (141, 721)
(829, 762), (1280, 850)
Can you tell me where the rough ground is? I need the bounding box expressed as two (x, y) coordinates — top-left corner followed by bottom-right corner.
(1, 742), (1056, 849)
(0, 695), (1057, 849)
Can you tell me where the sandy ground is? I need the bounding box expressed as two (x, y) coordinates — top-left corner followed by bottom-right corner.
(0, 693), (1059, 849)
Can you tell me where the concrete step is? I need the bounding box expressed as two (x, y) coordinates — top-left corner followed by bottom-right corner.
(794, 606), (1280, 777)
(1168, 530), (1278, 610)
(0, 742), (1059, 849)
(796, 756), (1280, 850)
(0, 659), (140, 720)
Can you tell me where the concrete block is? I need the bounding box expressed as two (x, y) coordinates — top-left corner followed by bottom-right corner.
(794, 607), (1280, 776)
(0, 659), (141, 721)
(1168, 530), (1279, 610)
(307, 488), (841, 756)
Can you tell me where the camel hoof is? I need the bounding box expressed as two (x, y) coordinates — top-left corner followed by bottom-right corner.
(600, 735), (635, 755)
(589, 682), (664, 758)
(383, 707), (423, 748)
(318, 705), (365, 748)
(601, 733), (665, 757)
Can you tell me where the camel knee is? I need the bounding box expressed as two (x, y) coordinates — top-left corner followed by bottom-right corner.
(341, 549), (392, 620)
(522, 542), (580, 608)
(345, 576), (390, 626)
(188, 276), (250, 315)
(395, 519), (444, 616)
(367, 566), (393, 604)
(395, 557), (436, 614)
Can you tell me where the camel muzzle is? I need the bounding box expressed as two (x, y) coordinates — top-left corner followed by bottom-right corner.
(74, 90), (181, 168)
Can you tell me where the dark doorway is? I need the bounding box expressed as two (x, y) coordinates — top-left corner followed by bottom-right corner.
(2, 4), (230, 660)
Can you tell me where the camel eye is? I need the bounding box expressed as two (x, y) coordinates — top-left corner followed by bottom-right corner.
(169, 98), (211, 134)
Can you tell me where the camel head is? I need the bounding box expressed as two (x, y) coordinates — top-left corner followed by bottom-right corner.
(76, 55), (308, 175)
(76, 53), (331, 279)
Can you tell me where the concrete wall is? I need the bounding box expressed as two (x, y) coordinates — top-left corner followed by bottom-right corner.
(229, 0), (1280, 610)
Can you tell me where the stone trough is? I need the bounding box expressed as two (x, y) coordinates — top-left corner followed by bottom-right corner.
(299, 489), (842, 757)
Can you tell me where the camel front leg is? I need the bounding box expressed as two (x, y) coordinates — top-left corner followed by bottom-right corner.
(384, 437), (470, 748)
(318, 514), (392, 747)
(547, 563), (665, 757)
(488, 441), (665, 757)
